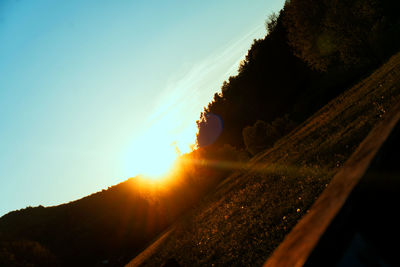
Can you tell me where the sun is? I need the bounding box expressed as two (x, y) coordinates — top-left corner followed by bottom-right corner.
(124, 129), (183, 181)
(140, 143), (179, 179)
(124, 101), (197, 181)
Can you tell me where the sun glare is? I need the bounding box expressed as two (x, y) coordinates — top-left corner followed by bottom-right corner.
(143, 144), (179, 179)
(124, 117), (196, 181)
(126, 140), (179, 180)
(124, 74), (203, 181)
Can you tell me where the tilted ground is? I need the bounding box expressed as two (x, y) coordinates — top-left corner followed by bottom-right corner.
(129, 52), (400, 267)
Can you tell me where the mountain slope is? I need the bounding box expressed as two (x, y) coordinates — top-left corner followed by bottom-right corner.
(128, 51), (400, 266)
(0, 178), (193, 266)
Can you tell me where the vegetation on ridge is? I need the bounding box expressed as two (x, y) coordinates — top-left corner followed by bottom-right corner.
(197, 0), (400, 153)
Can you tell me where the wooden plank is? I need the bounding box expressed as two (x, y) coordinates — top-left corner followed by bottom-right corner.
(264, 101), (400, 267)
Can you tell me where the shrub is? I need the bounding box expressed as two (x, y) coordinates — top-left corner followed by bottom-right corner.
(243, 115), (296, 155)
(0, 240), (58, 267)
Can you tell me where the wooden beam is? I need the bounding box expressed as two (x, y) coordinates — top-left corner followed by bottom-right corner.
(264, 101), (400, 267)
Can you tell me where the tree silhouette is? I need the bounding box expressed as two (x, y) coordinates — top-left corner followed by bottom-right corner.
(284, 0), (400, 71)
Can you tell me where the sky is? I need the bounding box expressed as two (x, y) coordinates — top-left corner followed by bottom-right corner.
(0, 0), (285, 216)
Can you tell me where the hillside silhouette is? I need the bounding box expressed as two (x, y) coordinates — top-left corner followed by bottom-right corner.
(1, 0), (400, 266)
(0, 179), (173, 266)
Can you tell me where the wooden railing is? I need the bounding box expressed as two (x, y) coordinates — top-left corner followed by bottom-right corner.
(264, 101), (400, 267)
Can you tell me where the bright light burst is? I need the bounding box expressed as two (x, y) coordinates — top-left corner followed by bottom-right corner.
(124, 108), (196, 181)
(125, 133), (181, 180)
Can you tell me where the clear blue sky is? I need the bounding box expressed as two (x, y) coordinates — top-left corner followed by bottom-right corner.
(0, 0), (285, 216)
